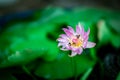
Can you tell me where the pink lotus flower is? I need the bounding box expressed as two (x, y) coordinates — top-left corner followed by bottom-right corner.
(57, 22), (96, 57)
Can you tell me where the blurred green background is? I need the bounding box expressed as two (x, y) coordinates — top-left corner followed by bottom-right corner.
(0, 0), (120, 80)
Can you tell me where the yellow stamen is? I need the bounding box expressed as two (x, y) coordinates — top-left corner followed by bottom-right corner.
(68, 36), (83, 48)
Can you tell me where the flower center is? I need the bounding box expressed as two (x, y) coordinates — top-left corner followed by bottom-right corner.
(69, 35), (83, 48)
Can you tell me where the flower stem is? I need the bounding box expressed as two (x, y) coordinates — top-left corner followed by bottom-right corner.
(22, 66), (37, 80)
(71, 57), (77, 80)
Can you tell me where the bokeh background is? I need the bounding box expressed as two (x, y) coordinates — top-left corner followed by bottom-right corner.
(0, 0), (120, 80)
